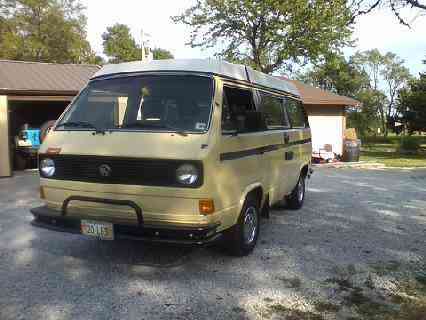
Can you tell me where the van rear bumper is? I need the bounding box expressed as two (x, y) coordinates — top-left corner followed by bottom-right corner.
(30, 206), (222, 245)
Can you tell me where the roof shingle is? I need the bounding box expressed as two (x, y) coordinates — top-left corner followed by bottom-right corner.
(0, 60), (100, 94)
(277, 77), (361, 107)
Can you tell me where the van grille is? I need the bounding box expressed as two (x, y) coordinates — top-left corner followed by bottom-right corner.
(39, 155), (203, 188)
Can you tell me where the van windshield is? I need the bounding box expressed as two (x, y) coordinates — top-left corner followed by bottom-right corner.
(57, 75), (214, 133)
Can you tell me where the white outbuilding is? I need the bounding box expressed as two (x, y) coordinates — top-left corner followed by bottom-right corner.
(284, 79), (361, 156)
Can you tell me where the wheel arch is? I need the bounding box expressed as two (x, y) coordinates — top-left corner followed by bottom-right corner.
(235, 183), (264, 223)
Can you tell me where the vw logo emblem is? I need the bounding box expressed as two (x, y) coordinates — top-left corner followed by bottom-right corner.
(99, 164), (112, 177)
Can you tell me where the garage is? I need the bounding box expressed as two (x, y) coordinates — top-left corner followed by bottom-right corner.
(0, 60), (100, 177)
(289, 80), (361, 157)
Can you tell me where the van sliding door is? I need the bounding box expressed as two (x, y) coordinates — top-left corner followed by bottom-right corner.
(219, 85), (268, 209)
(258, 93), (292, 201)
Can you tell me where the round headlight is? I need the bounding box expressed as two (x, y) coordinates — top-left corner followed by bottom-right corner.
(176, 164), (199, 185)
(40, 158), (55, 177)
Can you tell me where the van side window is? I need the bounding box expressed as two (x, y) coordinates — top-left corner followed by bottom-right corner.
(286, 99), (308, 128)
(259, 93), (289, 130)
(222, 86), (263, 134)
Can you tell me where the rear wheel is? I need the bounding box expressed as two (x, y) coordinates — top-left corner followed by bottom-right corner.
(286, 173), (306, 210)
(224, 196), (260, 256)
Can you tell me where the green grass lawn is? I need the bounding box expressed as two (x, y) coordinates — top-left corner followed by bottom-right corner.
(361, 135), (426, 168)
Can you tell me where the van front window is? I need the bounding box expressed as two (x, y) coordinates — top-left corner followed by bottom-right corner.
(57, 75), (214, 133)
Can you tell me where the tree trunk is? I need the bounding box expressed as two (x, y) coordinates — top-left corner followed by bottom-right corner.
(377, 103), (387, 137)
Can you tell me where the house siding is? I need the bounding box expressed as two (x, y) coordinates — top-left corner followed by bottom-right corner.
(305, 105), (345, 155)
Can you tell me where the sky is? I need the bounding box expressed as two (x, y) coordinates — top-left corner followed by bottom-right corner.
(82, 0), (426, 76)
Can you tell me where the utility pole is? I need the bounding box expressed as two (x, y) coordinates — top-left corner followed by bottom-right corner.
(141, 29), (152, 62)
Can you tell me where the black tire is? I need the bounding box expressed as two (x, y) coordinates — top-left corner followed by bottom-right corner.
(286, 173), (306, 210)
(15, 152), (27, 170)
(224, 196), (260, 256)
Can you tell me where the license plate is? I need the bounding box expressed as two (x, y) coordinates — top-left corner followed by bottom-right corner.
(81, 220), (114, 240)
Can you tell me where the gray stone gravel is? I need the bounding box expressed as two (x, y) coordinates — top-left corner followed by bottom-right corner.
(0, 168), (425, 320)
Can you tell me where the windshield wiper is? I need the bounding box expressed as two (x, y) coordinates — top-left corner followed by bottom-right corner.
(123, 123), (188, 136)
(56, 121), (105, 134)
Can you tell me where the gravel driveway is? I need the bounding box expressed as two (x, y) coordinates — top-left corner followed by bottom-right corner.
(0, 168), (425, 320)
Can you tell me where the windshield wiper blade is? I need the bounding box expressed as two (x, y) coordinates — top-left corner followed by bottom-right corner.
(57, 121), (105, 134)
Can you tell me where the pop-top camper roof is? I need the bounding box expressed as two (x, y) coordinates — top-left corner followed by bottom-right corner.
(92, 59), (299, 97)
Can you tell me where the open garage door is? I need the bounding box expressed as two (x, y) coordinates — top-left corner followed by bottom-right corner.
(8, 97), (71, 170)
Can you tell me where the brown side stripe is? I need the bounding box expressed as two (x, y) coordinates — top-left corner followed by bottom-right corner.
(220, 138), (311, 161)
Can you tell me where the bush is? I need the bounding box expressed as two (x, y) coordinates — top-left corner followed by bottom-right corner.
(363, 136), (392, 144)
(396, 136), (421, 154)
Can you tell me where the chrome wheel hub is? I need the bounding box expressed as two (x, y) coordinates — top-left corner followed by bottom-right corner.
(243, 206), (258, 245)
(297, 178), (305, 203)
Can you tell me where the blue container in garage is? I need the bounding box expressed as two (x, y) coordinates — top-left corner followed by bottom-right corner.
(24, 129), (41, 148)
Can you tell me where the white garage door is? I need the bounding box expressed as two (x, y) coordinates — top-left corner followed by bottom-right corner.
(0, 96), (11, 177)
(308, 114), (343, 155)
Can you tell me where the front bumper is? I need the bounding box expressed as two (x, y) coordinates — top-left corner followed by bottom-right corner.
(30, 206), (222, 245)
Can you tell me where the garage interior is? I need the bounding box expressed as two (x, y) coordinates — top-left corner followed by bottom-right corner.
(9, 100), (69, 133)
(8, 98), (71, 169)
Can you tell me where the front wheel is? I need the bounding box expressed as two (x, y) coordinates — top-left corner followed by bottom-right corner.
(286, 174), (306, 210)
(224, 197), (260, 256)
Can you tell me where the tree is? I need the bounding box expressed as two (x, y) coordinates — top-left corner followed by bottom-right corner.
(347, 89), (386, 137)
(0, 0), (96, 63)
(102, 24), (174, 63)
(398, 73), (426, 132)
(349, 0), (426, 26)
(172, 0), (353, 74)
(300, 50), (411, 137)
(298, 53), (380, 137)
(351, 49), (411, 136)
(102, 23), (141, 63)
(381, 53), (411, 124)
(297, 53), (370, 98)
(152, 48), (174, 60)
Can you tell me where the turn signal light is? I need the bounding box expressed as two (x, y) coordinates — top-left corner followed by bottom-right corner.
(39, 186), (46, 199)
(199, 199), (215, 215)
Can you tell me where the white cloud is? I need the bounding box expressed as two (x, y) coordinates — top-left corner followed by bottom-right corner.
(82, 0), (425, 75)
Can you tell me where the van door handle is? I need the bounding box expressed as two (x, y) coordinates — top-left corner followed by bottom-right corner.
(285, 151), (294, 160)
